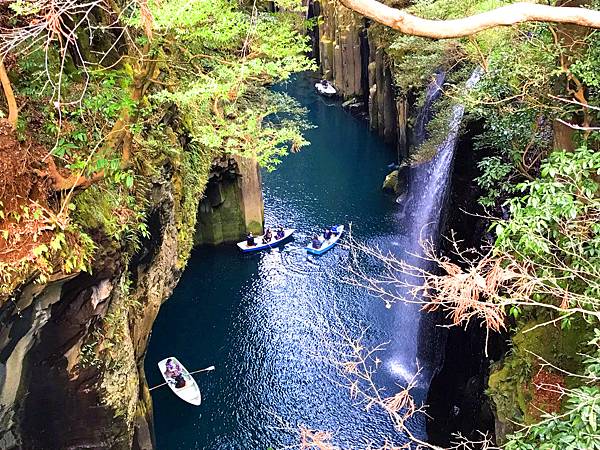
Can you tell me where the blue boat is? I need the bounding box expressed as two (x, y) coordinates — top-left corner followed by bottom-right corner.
(306, 225), (345, 255)
(237, 228), (295, 253)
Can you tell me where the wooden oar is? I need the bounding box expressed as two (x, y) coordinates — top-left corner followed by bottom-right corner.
(149, 365), (215, 391)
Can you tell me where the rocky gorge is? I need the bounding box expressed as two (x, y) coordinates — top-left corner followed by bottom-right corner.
(2, 0), (599, 448)
(0, 135), (266, 449)
(0, 2), (498, 448)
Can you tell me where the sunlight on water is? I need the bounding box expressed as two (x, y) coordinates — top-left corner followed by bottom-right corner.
(146, 73), (434, 449)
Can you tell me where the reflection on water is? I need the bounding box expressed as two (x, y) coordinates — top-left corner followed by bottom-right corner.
(146, 74), (430, 449)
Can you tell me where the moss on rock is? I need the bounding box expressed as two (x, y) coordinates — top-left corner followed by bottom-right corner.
(488, 317), (590, 442)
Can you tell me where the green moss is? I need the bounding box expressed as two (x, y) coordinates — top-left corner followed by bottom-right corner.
(173, 140), (215, 266)
(73, 180), (149, 251)
(246, 220), (263, 235)
(488, 317), (590, 428)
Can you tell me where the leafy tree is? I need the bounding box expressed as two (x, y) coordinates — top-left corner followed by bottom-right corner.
(0, 0), (313, 295)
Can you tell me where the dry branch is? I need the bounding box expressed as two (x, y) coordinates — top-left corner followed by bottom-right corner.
(0, 60), (17, 128)
(338, 0), (600, 38)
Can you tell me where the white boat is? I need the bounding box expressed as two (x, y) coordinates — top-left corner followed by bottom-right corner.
(157, 357), (201, 406)
(315, 80), (337, 97)
(236, 228), (295, 252)
(307, 225), (344, 255)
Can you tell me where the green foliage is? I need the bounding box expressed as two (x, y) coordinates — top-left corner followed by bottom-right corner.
(147, 0), (314, 169)
(486, 142), (600, 447)
(73, 180), (150, 252)
(0, 219), (95, 297)
(570, 31), (600, 90)
(475, 156), (517, 207)
(468, 25), (558, 167)
(386, 35), (450, 92)
(5, 0), (313, 291)
(463, 14), (600, 444)
(496, 145), (600, 280)
(506, 386), (600, 450)
(409, 0), (512, 20)
(157, 88), (311, 171)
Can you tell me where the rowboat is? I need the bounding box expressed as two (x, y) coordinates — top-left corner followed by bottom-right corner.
(157, 357), (201, 406)
(236, 228), (295, 253)
(306, 225), (345, 255)
(315, 80), (337, 97)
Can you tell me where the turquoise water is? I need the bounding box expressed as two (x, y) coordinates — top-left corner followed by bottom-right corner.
(146, 74), (431, 449)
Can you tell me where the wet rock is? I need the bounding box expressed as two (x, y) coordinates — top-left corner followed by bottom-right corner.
(382, 169), (400, 194)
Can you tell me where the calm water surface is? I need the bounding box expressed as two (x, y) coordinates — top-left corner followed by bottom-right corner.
(146, 74), (432, 449)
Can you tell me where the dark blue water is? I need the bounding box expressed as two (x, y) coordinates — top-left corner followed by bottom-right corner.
(146, 74), (433, 449)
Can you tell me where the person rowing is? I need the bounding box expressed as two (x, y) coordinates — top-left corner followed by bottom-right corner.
(323, 227), (332, 240)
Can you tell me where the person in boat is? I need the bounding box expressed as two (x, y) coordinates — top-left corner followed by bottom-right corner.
(311, 234), (323, 249)
(165, 358), (181, 377)
(323, 227), (333, 240)
(331, 225), (339, 236)
(246, 232), (256, 246)
(174, 373), (186, 388)
(263, 228), (272, 243)
(275, 226), (285, 240)
(165, 358), (187, 388)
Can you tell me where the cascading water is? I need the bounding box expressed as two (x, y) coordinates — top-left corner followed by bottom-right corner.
(409, 68), (483, 243)
(413, 71), (446, 146)
(382, 68), (483, 410)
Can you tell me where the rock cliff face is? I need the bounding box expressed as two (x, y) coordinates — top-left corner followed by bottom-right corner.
(0, 147), (258, 448)
(311, 0), (409, 172)
(0, 147), (265, 448)
(195, 156), (264, 245)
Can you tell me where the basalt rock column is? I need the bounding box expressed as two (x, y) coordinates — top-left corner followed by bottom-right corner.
(316, 0), (365, 98)
(195, 156), (264, 245)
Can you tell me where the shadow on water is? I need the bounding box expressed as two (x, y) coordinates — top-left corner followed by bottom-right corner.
(145, 72), (458, 449)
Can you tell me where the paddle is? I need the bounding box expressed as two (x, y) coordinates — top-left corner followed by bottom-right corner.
(149, 365), (216, 391)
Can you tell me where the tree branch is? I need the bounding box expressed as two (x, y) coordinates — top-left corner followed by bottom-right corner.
(0, 59), (18, 129)
(337, 0), (600, 38)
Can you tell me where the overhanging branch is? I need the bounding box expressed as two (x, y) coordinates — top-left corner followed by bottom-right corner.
(338, 0), (600, 38)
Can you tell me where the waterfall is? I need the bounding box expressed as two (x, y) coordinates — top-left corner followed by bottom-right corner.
(384, 68), (483, 405)
(413, 71), (446, 146)
(408, 68), (483, 243)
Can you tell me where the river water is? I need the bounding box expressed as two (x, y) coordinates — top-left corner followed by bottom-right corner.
(146, 74), (440, 449)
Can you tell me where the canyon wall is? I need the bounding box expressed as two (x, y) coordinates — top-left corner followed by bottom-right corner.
(0, 150), (265, 449)
(195, 156), (264, 245)
(312, 0), (409, 172)
(0, 164), (183, 450)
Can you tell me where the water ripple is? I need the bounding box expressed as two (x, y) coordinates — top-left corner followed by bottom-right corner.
(147, 73), (431, 450)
